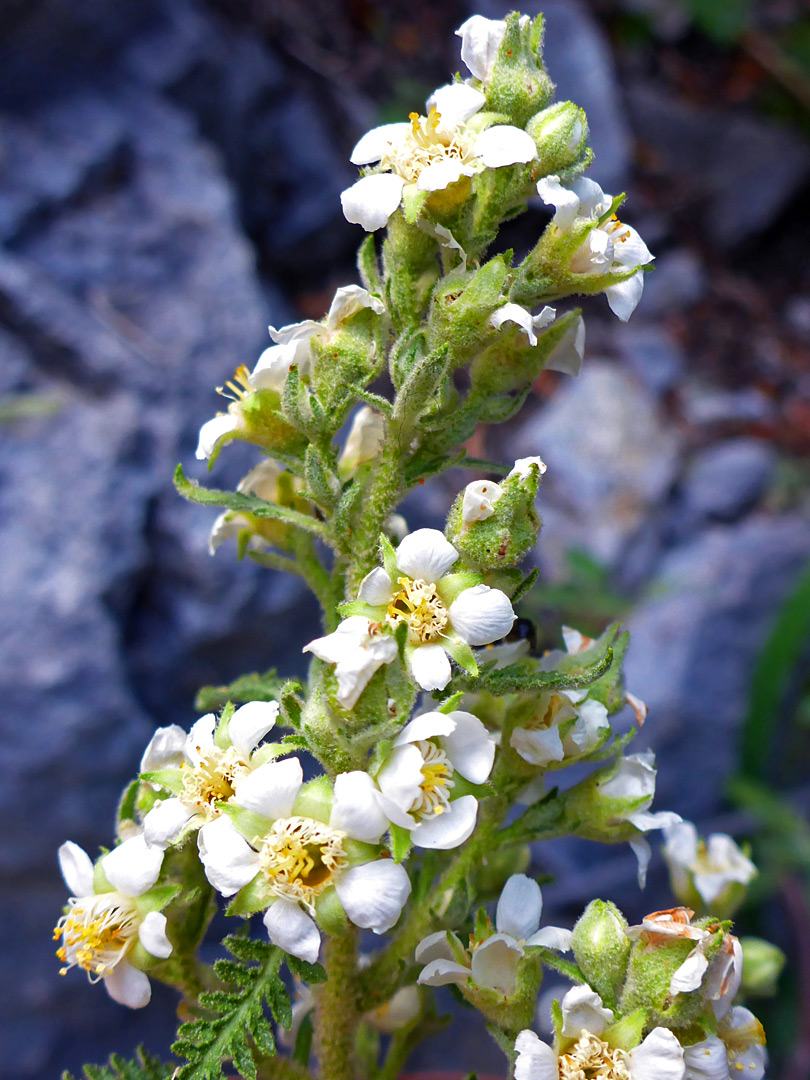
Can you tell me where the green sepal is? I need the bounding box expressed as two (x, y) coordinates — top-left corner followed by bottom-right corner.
(305, 443), (339, 511)
(314, 887), (348, 935)
(379, 532), (399, 581)
(293, 775), (333, 823)
(395, 619), (409, 663)
(437, 691), (465, 713)
(93, 860), (113, 895)
(451, 775), (495, 801)
(389, 823), (413, 864)
(338, 598), (380, 619)
(357, 233), (383, 295)
(511, 567), (540, 605)
(437, 572), (482, 606)
(403, 185), (430, 224)
(139, 769), (185, 795)
(444, 636), (478, 676)
(129, 940), (167, 972)
(218, 802), (271, 841)
(250, 740), (298, 766)
(226, 875), (273, 917)
(134, 884), (182, 916)
(343, 839), (380, 864)
(497, 787), (565, 846)
(604, 1009), (648, 1051)
(213, 701), (236, 750)
(116, 779), (141, 836)
(551, 996), (564, 1041)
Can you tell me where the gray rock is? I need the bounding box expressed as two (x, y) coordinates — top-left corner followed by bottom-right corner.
(470, 0), (632, 192)
(512, 362), (681, 574)
(617, 323), (685, 396)
(639, 249), (707, 317)
(628, 85), (810, 247)
(679, 438), (777, 525)
(680, 383), (777, 427)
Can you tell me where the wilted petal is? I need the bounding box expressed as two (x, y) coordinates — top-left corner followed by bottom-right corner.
(456, 15), (507, 82)
(264, 899), (321, 963)
(341, 173), (405, 232)
(491, 302), (538, 345)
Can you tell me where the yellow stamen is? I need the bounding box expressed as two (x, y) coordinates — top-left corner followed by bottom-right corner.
(54, 895), (138, 983)
(217, 364), (253, 403)
(386, 576), (448, 644)
(258, 817), (348, 913)
(558, 1033), (630, 1080)
(410, 740), (454, 819)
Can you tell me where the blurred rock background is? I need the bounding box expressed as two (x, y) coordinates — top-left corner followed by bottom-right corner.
(1, 0), (809, 1076)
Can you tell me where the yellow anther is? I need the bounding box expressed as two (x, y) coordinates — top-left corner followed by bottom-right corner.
(386, 577), (448, 644)
(258, 817), (348, 913)
(217, 364), (253, 403)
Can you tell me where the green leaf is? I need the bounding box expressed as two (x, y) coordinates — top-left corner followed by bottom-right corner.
(511, 567), (540, 605)
(194, 669), (284, 714)
(357, 234), (383, 294)
(390, 822), (413, 863)
(171, 935), (310, 1080)
(292, 1009), (314, 1067)
(496, 788), (566, 846)
(392, 344), (452, 438)
(174, 465), (327, 541)
(453, 646), (613, 696)
(353, 388), (393, 416)
(62, 1048), (172, 1080)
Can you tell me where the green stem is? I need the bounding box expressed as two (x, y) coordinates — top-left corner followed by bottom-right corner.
(346, 442), (404, 596)
(313, 928), (360, 1080)
(357, 800), (507, 1013)
(256, 1057), (313, 1080)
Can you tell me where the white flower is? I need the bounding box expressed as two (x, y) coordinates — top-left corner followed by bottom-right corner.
(510, 688), (610, 769)
(537, 175), (654, 321)
(338, 407), (386, 478)
(514, 985), (685, 1080)
(683, 1006), (767, 1080)
(196, 365), (253, 460)
(140, 702), (283, 847)
(54, 837), (171, 1009)
(462, 479), (503, 523)
(490, 303), (556, 347)
(250, 286), (386, 392)
(455, 15), (529, 84)
(664, 822), (757, 913)
(341, 83), (537, 232)
(597, 751), (682, 886)
(417, 873), (572, 995)
(339, 528), (516, 692)
(375, 710), (495, 849)
(303, 616), (398, 710)
(209, 459), (303, 556)
(196, 764), (411, 962)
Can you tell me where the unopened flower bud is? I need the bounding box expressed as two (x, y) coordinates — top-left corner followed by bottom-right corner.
(527, 102), (589, 176)
(739, 937), (785, 998)
(572, 900), (631, 1007)
(476, 14), (554, 128)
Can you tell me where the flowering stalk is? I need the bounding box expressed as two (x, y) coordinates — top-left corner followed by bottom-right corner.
(57, 12), (775, 1080)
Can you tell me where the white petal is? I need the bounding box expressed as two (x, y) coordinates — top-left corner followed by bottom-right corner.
(143, 798), (195, 848)
(209, 512), (246, 555)
(228, 701), (279, 757)
(605, 271), (645, 322)
(417, 159), (474, 192)
(263, 899), (321, 963)
(414, 930), (456, 965)
(269, 318), (323, 346)
(104, 959), (151, 1009)
(377, 744), (425, 825)
(333, 633), (397, 709)
(683, 1037), (730, 1080)
(417, 958), (471, 987)
(462, 479), (503, 522)
(670, 949), (709, 995)
(341, 173), (405, 232)
(409, 643), (452, 691)
(628, 810), (683, 833)
(185, 713), (217, 765)
(510, 725), (565, 767)
(102, 835), (163, 898)
(560, 984), (614, 1037)
(335, 859), (412, 933)
(249, 343), (296, 392)
(330, 771), (389, 843)
(545, 315), (586, 376)
(514, 1029), (558, 1080)
(526, 926), (574, 952)
(326, 285), (386, 326)
(410, 795), (478, 850)
(600, 752), (657, 803)
(196, 413), (238, 460)
(611, 223), (654, 269)
(537, 174), (582, 232)
(475, 125), (537, 168)
(443, 709), (495, 783)
(140, 725), (186, 772)
(58, 841), (95, 897)
(197, 817), (260, 897)
(395, 710), (456, 747)
(350, 122), (410, 165)
(395, 528), (458, 583)
(471, 934), (523, 995)
(233, 757), (303, 819)
(358, 567), (394, 606)
(496, 874), (542, 940)
(138, 911), (172, 959)
(456, 15), (507, 82)
(427, 83), (486, 129)
(628, 1027), (685, 1080)
(630, 837), (652, 889)
(237, 459), (283, 499)
(449, 584), (515, 646)
(509, 455), (548, 479)
(491, 302), (538, 345)
(720, 1007), (766, 1080)
(708, 937), (743, 1020)
(304, 617), (373, 664)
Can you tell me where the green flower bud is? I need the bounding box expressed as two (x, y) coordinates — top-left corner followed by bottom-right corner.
(527, 102), (590, 177)
(572, 900), (631, 1007)
(445, 458), (544, 571)
(739, 936), (785, 997)
(483, 14), (554, 128)
(427, 255), (511, 367)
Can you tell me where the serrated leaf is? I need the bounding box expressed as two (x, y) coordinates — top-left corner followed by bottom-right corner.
(63, 1047), (173, 1080)
(453, 646), (613, 696)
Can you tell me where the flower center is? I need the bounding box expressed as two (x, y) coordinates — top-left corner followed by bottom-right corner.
(411, 740), (454, 819)
(558, 1034), (631, 1080)
(525, 693), (570, 731)
(387, 576), (449, 644)
(381, 107), (476, 184)
(54, 894), (138, 982)
(217, 364), (253, 403)
(257, 816), (348, 912)
(181, 746), (251, 820)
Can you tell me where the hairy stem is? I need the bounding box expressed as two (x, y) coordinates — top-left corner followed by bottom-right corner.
(346, 441), (404, 595)
(314, 928), (360, 1080)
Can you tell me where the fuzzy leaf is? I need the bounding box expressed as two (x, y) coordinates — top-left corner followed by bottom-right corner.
(194, 669), (286, 714)
(453, 646), (613, 696)
(62, 1048), (172, 1080)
